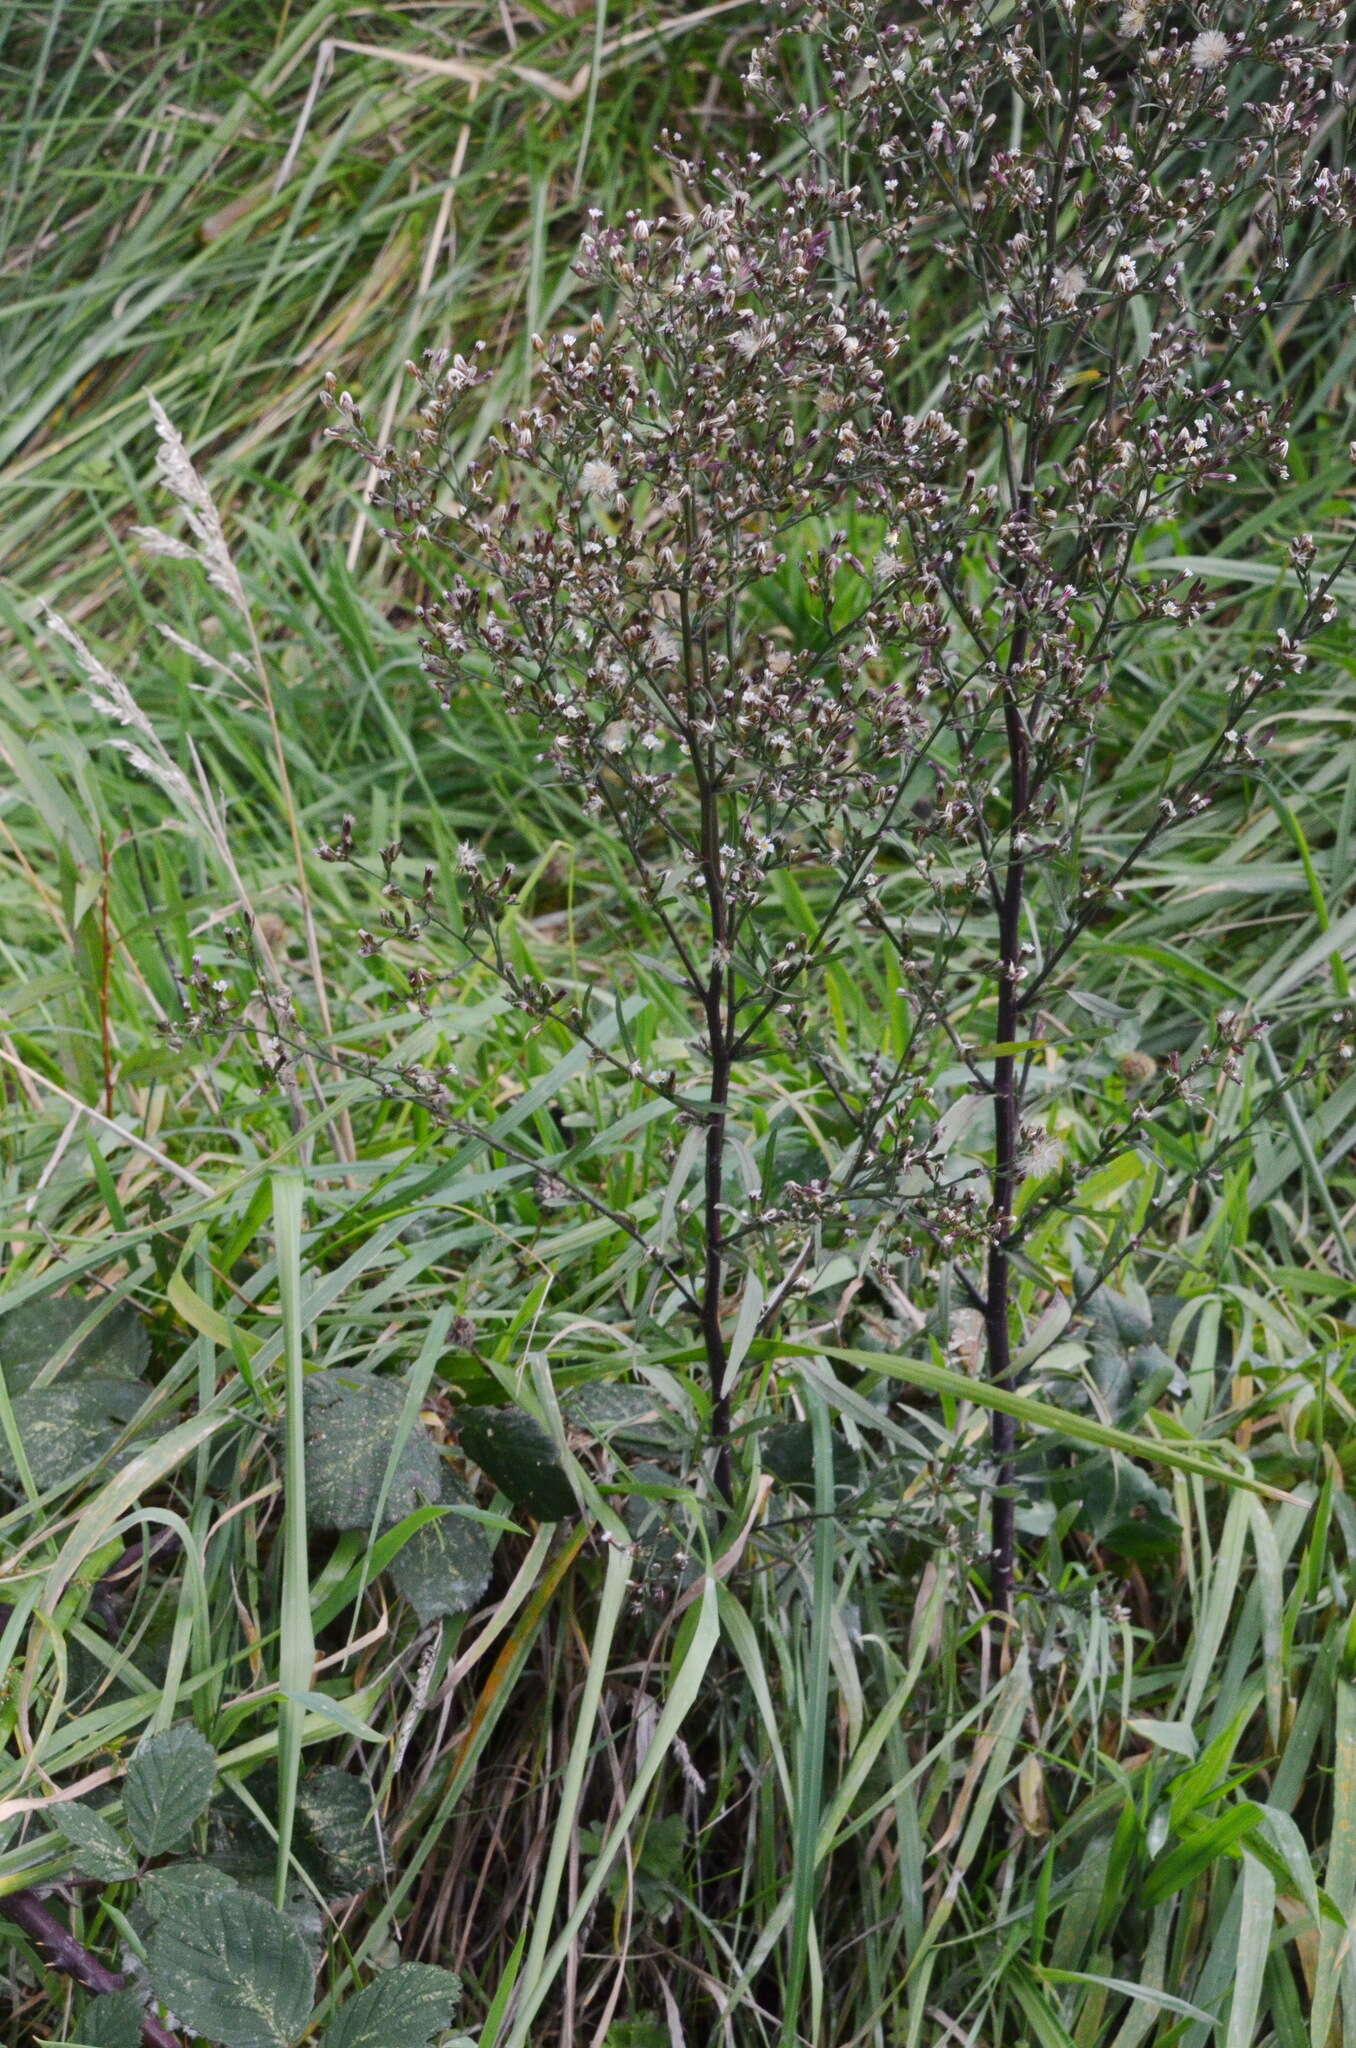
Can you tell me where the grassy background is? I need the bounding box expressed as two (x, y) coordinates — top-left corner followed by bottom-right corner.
(2, 5), (1355, 2046)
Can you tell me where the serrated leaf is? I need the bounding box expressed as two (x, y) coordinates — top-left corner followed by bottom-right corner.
(564, 1382), (679, 1452)
(51, 1800), (137, 1882)
(759, 1419), (860, 1500)
(71, 1301), (150, 1379)
(0, 1296), (148, 1394)
(296, 1767), (384, 1895)
(141, 1861), (242, 1921)
(78, 1987), (145, 2048)
(146, 1889), (314, 2048)
(4, 1380), (149, 1490)
(0, 1296), (90, 1392)
(303, 1371), (443, 1532)
(124, 1725), (216, 1857)
(457, 1406), (575, 1521)
(388, 1476), (493, 1624)
(322, 1963), (462, 2048)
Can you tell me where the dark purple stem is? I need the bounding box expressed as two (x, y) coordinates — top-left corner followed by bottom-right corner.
(0, 1889), (181, 2048)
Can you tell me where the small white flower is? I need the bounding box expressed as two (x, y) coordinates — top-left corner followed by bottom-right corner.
(1189, 28), (1230, 71)
(1052, 264), (1087, 308)
(1118, 3), (1149, 34)
(648, 627), (682, 666)
(1021, 1133), (1064, 1181)
(456, 841), (483, 871)
(580, 456), (619, 497)
(873, 548), (904, 584)
(1113, 254), (1138, 292)
(731, 320), (772, 360)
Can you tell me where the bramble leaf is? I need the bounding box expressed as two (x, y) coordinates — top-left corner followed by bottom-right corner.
(322, 1963), (462, 2048)
(78, 1987), (145, 2048)
(457, 1406), (575, 1521)
(297, 1767), (384, 1895)
(145, 1888), (314, 2048)
(50, 1800), (137, 1882)
(303, 1371), (443, 1532)
(387, 1475), (493, 1624)
(124, 1725), (216, 1858)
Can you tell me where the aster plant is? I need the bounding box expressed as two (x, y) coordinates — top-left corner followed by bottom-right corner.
(322, 0), (1355, 1613)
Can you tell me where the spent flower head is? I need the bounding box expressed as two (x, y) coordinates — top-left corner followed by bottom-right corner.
(324, 0), (1356, 1574)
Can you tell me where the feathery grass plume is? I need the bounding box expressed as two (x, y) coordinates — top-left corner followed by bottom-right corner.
(132, 395), (246, 613)
(38, 605), (199, 818)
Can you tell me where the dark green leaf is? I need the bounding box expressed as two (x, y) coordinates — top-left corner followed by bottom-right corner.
(759, 1420), (860, 1500)
(146, 1888), (314, 2048)
(457, 1406), (575, 1521)
(296, 1767), (384, 1895)
(387, 1476), (493, 1624)
(124, 1725), (216, 1858)
(303, 1371), (443, 1532)
(78, 1987), (145, 2048)
(4, 1380), (148, 1490)
(322, 1963), (462, 2048)
(603, 2022), (669, 2048)
(564, 1382), (679, 1452)
(141, 1861), (241, 1921)
(0, 1296), (148, 1396)
(51, 1800), (137, 1882)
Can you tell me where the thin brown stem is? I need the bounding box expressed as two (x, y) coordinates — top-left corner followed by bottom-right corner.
(0, 1889), (181, 2048)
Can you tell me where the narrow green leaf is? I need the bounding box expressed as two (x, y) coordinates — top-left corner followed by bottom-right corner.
(1140, 1802), (1263, 1906)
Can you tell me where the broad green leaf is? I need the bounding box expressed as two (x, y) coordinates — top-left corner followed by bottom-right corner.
(51, 1799), (137, 1882)
(297, 1767), (384, 1895)
(140, 1861), (241, 1921)
(758, 1419), (860, 1500)
(457, 1406), (575, 1522)
(388, 1475), (494, 1624)
(303, 1371), (442, 1532)
(0, 1295), (148, 1394)
(564, 1381), (678, 1452)
(5, 1380), (148, 1490)
(78, 1987), (145, 2048)
(124, 1724), (217, 1857)
(146, 1888), (314, 2048)
(322, 1963), (462, 2048)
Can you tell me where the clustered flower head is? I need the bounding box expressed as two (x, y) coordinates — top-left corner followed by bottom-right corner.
(1189, 28), (1231, 71)
(323, 0), (1356, 1364)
